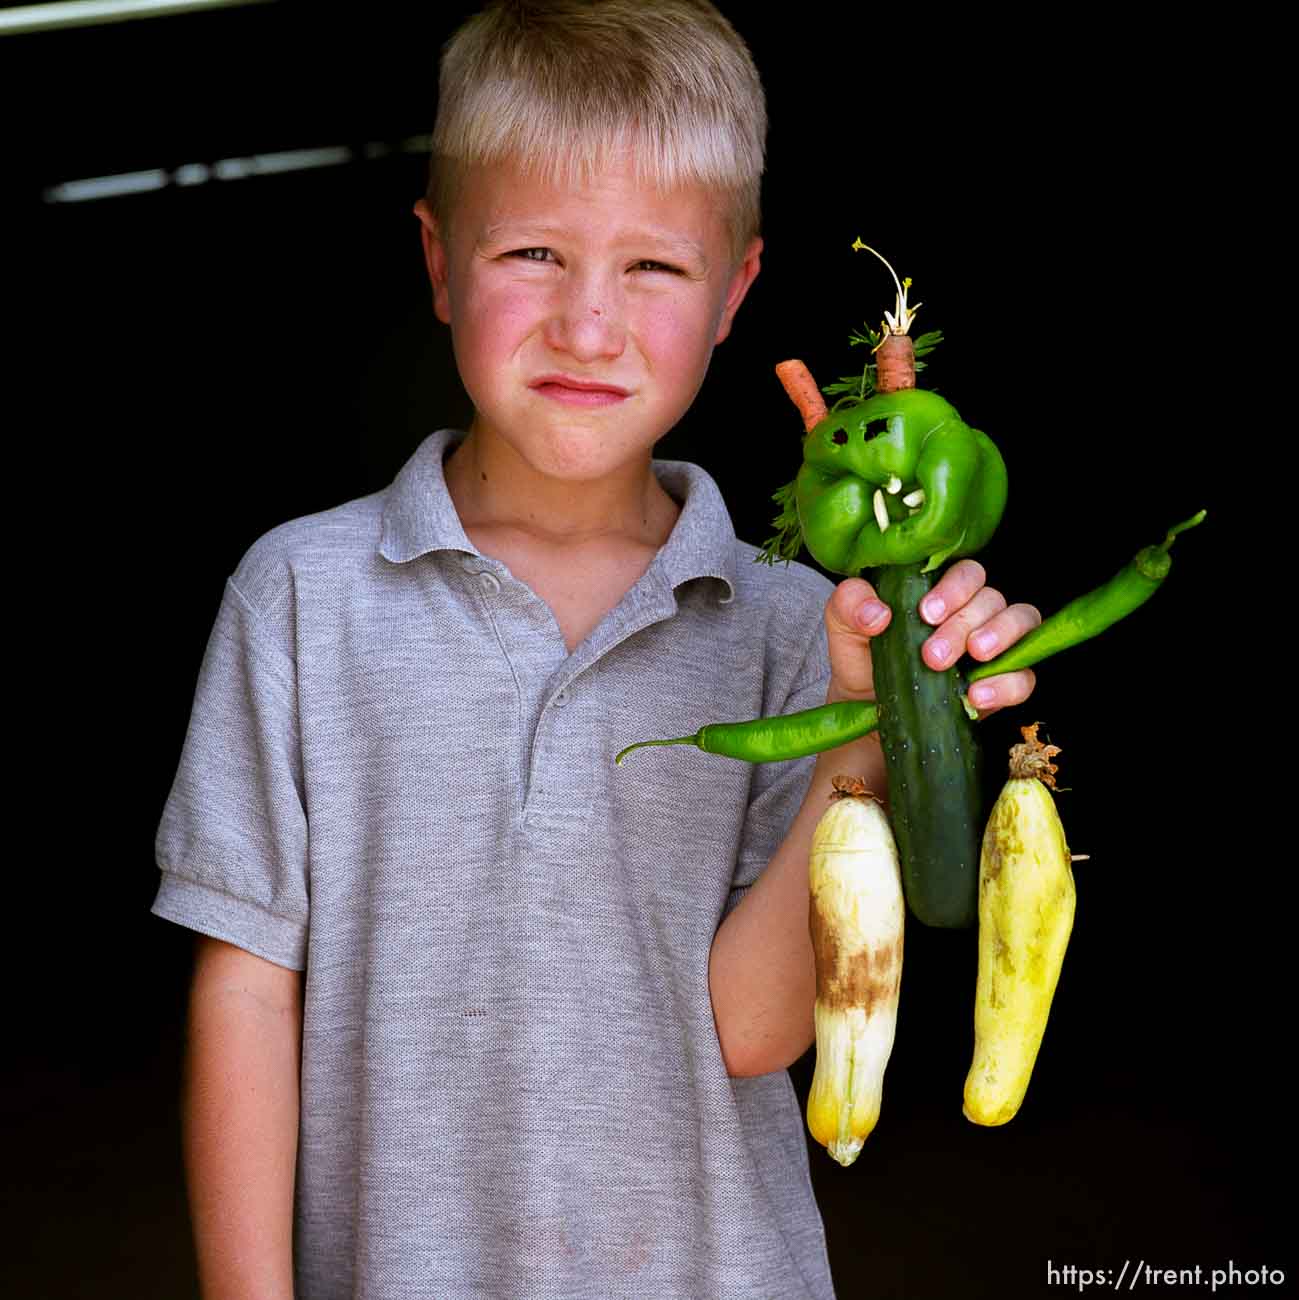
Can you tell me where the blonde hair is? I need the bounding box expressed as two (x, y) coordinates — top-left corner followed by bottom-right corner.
(427, 0), (766, 262)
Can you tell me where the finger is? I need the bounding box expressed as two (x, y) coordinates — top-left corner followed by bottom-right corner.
(965, 602), (1043, 662)
(824, 578), (889, 700)
(826, 576), (890, 639)
(921, 587), (1008, 671)
(966, 668), (1036, 716)
(918, 559), (986, 625)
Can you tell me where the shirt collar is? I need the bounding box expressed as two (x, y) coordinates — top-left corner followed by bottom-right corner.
(379, 430), (738, 601)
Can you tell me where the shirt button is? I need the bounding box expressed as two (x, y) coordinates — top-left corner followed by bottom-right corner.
(479, 572), (501, 595)
(554, 690), (570, 707)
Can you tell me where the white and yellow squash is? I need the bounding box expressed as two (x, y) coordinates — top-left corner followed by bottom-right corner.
(963, 723), (1077, 1127)
(806, 777), (905, 1166)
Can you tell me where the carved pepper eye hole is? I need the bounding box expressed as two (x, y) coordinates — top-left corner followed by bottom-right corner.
(863, 418), (890, 441)
(831, 430), (848, 446)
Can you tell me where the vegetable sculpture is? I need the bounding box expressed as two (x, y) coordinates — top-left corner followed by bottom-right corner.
(619, 243), (1203, 930)
(775, 259), (1006, 929)
(617, 244), (1205, 1146)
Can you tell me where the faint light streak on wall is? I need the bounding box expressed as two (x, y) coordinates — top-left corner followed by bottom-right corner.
(43, 146), (369, 204)
(0, 0), (274, 36)
(212, 146), (353, 180)
(45, 169), (172, 202)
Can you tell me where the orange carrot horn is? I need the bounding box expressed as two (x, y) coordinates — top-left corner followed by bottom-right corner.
(775, 359), (828, 433)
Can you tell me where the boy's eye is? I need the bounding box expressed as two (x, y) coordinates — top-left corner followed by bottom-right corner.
(508, 247), (555, 263)
(631, 259), (683, 274)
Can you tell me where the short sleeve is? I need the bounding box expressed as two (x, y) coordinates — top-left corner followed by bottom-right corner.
(152, 577), (309, 969)
(724, 622), (832, 917)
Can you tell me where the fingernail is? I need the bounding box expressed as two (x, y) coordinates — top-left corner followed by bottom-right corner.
(969, 684), (994, 708)
(927, 637), (950, 664)
(857, 600), (888, 630)
(970, 630), (997, 656)
(921, 595), (945, 622)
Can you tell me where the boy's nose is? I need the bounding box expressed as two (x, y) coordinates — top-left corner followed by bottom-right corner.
(544, 285), (626, 362)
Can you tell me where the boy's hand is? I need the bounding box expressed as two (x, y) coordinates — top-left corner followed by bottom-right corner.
(824, 560), (1040, 716)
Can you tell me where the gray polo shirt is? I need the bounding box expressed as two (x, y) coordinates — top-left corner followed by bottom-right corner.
(154, 429), (838, 1300)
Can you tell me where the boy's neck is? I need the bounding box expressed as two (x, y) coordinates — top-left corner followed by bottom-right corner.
(443, 428), (680, 552)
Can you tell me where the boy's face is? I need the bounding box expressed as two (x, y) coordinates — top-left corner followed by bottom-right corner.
(415, 158), (761, 485)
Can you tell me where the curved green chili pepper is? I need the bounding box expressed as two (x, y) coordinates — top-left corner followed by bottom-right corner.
(614, 699), (878, 766)
(965, 509), (1206, 686)
(796, 388), (1008, 575)
(616, 510), (1205, 769)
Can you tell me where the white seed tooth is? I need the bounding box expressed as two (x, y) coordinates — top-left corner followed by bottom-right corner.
(873, 488), (890, 533)
(886, 475), (902, 495)
(902, 488), (925, 508)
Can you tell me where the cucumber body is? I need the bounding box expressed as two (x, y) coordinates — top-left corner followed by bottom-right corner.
(872, 563), (981, 928)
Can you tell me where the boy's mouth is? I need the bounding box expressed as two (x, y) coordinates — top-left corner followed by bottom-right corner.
(530, 374), (631, 407)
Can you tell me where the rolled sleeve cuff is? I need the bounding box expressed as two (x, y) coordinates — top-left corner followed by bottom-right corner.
(151, 871), (308, 971)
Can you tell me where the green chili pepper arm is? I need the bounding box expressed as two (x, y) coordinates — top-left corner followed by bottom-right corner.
(1134, 508), (1207, 580)
(614, 699), (879, 765)
(615, 732), (707, 765)
(965, 509), (1206, 685)
(964, 579), (1160, 684)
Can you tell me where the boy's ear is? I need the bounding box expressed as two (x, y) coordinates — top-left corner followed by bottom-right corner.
(714, 236), (763, 345)
(413, 199), (453, 324)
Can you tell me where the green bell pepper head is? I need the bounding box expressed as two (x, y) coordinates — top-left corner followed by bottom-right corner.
(794, 388), (1007, 575)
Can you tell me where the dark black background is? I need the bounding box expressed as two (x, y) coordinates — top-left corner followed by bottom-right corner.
(6, 2), (1278, 1297)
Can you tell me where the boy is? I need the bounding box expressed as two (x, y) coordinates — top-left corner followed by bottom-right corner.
(154, 3), (1039, 1296)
